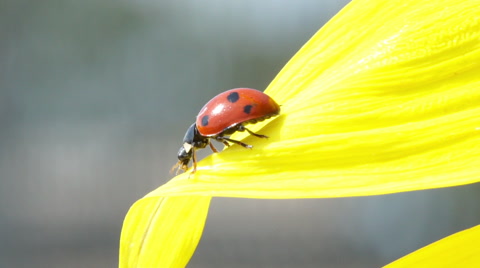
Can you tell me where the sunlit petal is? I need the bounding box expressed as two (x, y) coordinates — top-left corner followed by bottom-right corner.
(385, 224), (480, 268)
(119, 196), (211, 267)
(150, 0), (480, 198)
(120, 0), (480, 267)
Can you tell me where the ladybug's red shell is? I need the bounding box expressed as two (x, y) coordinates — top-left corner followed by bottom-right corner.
(196, 88), (280, 136)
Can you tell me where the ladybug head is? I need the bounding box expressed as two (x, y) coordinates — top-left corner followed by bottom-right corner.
(175, 145), (193, 172)
(171, 123), (210, 174)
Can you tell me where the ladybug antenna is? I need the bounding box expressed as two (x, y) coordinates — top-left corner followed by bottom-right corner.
(171, 143), (194, 175)
(170, 161), (182, 175)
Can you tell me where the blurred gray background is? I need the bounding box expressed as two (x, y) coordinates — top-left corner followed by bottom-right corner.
(1, 1), (479, 267)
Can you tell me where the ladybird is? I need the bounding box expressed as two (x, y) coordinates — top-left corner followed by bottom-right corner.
(172, 88), (280, 174)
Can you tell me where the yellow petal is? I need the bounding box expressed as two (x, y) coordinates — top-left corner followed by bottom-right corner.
(120, 0), (480, 267)
(151, 0), (480, 198)
(119, 196), (211, 267)
(385, 224), (480, 268)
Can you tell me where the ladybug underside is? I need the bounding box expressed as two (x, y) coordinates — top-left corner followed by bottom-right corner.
(172, 112), (278, 175)
(203, 111), (279, 153)
(206, 111), (278, 138)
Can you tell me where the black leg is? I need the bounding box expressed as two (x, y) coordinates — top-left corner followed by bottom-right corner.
(209, 142), (218, 153)
(216, 136), (252, 149)
(191, 148), (197, 174)
(238, 125), (269, 139)
(222, 141), (230, 147)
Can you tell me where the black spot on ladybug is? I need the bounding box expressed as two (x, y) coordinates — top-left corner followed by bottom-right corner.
(201, 115), (209, 126)
(227, 92), (240, 103)
(244, 105), (253, 114)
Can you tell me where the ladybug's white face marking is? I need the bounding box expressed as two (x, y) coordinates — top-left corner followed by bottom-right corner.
(183, 143), (193, 153)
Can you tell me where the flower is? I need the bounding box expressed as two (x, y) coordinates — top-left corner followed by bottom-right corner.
(385, 224), (480, 267)
(120, 0), (480, 267)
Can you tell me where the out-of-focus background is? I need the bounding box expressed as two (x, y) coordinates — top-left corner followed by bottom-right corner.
(1, 1), (480, 267)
